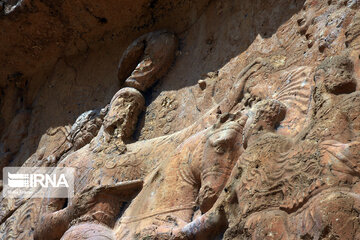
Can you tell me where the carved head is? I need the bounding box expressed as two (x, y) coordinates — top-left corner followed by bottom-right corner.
(198, 114), (247, 213)
(103, 87), (145, 141)
(243, 99), (287, 148)
(207, 114), (247, 155)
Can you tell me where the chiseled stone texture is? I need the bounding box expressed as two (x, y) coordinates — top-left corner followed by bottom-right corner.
(1, 0), (360, 239)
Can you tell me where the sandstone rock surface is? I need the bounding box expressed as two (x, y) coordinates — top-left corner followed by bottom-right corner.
(1, 0), (360, 239)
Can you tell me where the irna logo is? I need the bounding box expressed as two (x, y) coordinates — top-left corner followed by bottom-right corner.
(7, 172), (69, 188)
(3, 167), (74, 199)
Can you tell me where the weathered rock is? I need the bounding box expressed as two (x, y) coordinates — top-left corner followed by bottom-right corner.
(119, 31), (178, 92)
(316, 54), (357, 94)
(0, 110), (30, 177)
(70, 108), (107, 151)
(1, 0), (360, 239)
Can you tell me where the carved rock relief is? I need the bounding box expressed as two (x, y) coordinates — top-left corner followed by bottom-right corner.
(2, 1), (360, 239)
(28, 31), (179, 240)
(118, 30), (178, 92)
(1, 30), (178, 240)
(113, 115), (246, 239)
(32, 52), (319, 240)
(172, 53), (360, 240)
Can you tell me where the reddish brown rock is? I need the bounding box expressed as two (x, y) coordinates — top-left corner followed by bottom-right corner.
(1, 0), (360, 239)
(118, 31), (178, 92)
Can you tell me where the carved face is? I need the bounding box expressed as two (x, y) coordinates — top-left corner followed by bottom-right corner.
(103, 88), (145, 140)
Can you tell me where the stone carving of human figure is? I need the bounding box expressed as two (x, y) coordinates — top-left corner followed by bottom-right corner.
(33, 57), (283, 240)
(168, 96), (292, 239)
(89, 87), (145, 154)
(49, 111), (245, 240)
(33, 87), (145, 240)
(31, 30), (180, 240)
(33, 111), (247, 240)
(0, 108), (108, 239)
(172, 55), (360, 240)
(232, 54), (360, 240)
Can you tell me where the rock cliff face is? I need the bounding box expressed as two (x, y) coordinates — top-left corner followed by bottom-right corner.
(1, 0), (360, 239)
